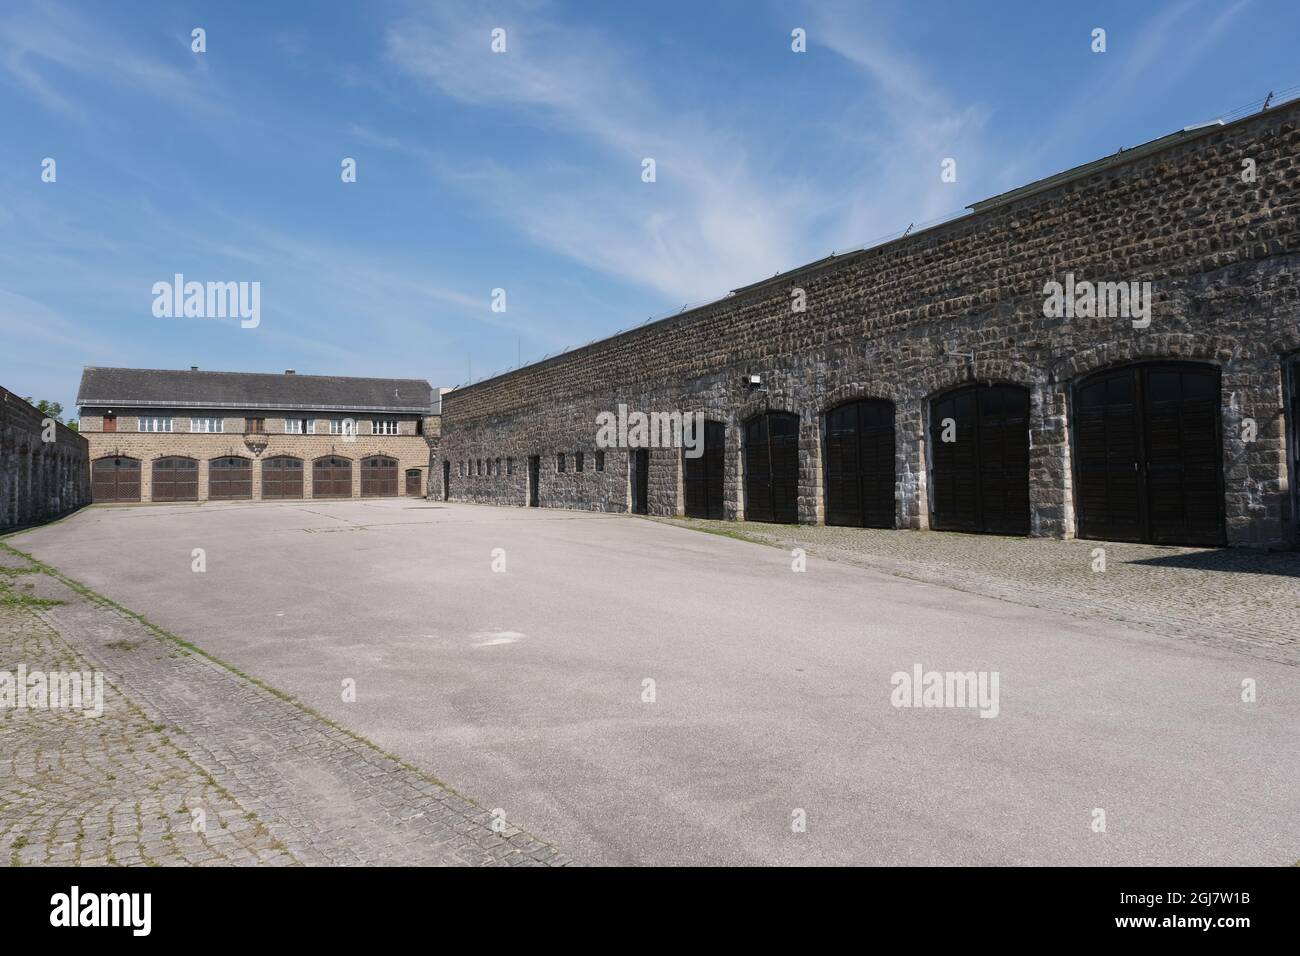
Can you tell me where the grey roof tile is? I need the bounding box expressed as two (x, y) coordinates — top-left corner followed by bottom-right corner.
(77, 367), (437, 414)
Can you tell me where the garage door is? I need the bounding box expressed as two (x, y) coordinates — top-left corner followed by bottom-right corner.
(92, 456), (140, 502)
(930, 385), (1029, 535)
(683, 420), (725, 519)
(208, 456), (252, 500)
(312, 456), (352, 498)
(1075, 363), (1224, 546)
(152, 457), (198, 502)
(824, 399), (895, 528)
(744, 412), (800, 524)
(261, 456), (303, 499)
(361, 456), (398, 497)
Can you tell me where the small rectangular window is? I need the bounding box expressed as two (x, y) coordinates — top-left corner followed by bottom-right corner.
(575, 451), (584, 472)
(496, 458), (502, 476)
(330, 418), (355, 436)
(372, 419), (398, 436)
(507, 457), (514, 475)
(190, 417), (223, 433)
(477, 459), (483, 476)
(245, 417), (266, 434)
(557, 452), (566, 473)
(595, 450), (605, 472)
(140, 417), (173, 433)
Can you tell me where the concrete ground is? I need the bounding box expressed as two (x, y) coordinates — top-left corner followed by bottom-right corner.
(7, 499), (1299, 866)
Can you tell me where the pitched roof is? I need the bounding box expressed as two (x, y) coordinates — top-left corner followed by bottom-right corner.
(77, 367), (437, 414)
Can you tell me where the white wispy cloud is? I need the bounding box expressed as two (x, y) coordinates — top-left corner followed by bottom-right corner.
(0, 0), (224, 123)
(382, 0), (989, 305)
(383, 1), (832, 302)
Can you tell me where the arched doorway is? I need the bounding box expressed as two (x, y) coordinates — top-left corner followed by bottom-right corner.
(92, 456), (140, 502)
(744, 411), (800, 524)
(929, 384), (1029, 534)
(824, 399), (895, 528)
(152, 457), (198, 502)
(208, 456), (252, 500)
(262, 456), (304, 499)
(361, 455), (399, 496)
(313, 456), (353, 498)
(1074, 362), (1224, 545)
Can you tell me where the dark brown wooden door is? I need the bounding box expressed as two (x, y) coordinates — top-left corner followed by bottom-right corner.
(930, 385), (1029, 534)
(208, 457), (252, 500)
(361, 456), (398, 496)
(405, 469), (422, 496)
(151, 457), (198, 502)
(744, 412), (800, 524)
(103, 413), (117, 433)
(1075, 369), (1143, 542)
(631, 448), (650, 515)
(92, 456), (139, 502)
(683, 420), (725, 519)
(262, 457), (304, 499)
(1075, 364), (1224, 545)
(825, 400), (895, 528)
(312, 456), (352, 498)
(1145, 367), (1223, 545)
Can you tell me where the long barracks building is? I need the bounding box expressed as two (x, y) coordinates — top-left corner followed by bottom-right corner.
(434, 101), (1300, 549)
(78, 367), (439, 503)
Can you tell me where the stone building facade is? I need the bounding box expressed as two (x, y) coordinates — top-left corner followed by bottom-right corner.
(0, 386), (90, 532)
(434, 102), (1300, 549)
(78, 368), (438, 503)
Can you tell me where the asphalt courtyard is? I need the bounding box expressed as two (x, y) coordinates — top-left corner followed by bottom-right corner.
(8, 499), (1299, 866)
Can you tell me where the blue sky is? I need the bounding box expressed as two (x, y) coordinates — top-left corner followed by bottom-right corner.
(2, 0), (1296, 416)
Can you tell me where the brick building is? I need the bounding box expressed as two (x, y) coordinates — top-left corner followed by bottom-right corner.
(77, 367), (439, 503)
(434, 101), (1300, 549)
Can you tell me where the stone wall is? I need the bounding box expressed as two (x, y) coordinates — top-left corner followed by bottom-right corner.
(0, 386), (90, 531)
(436, 103), (1300, 547)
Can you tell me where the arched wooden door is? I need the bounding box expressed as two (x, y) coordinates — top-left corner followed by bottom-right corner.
(312, 456), (353, 498)
(744, 412), (800, 524)
(152, 457), (198, 502)
(824, 399), (895, 528)
(208, 457), (252, 500)
(361, 456), (399, 496)
(929, 385), (1029, 534)
(262, 457), (304, 499)
(1074, 363), (1224, 545)
(92, 456), (140, 502)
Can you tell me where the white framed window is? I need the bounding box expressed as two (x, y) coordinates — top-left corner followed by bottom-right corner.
(190, 417), (223, 433)
(330, 418), (356, 436)
(139, 416), (172, 433)
(284, 417), (316, 435)
(372, 418), (399, 436)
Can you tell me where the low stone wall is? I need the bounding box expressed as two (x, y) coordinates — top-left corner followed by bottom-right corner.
(0, 387), (90, 531)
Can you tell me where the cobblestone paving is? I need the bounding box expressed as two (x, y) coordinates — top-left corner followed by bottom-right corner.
(656, 519), (1300, 665)
(0, 547), (570, 867)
